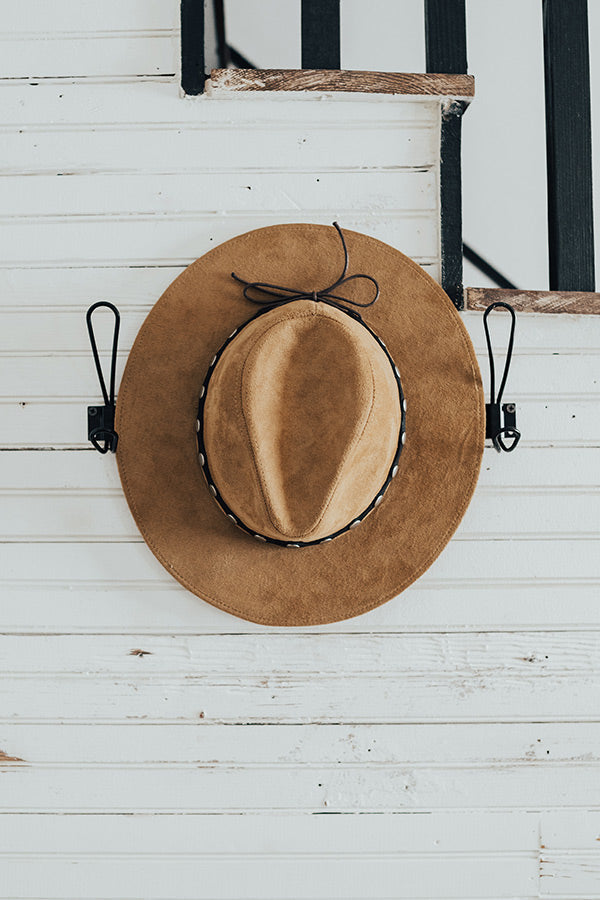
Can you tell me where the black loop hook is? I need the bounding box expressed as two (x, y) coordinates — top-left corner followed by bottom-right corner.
(483, 302), (521, 453)
(89, 426), (116, 455)
(494, 426), (520, 454)
(86, 301), (120, 453)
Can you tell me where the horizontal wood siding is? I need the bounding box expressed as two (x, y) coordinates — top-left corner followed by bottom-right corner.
(0, 5), (598, 898)
(0, 0), (179, 80)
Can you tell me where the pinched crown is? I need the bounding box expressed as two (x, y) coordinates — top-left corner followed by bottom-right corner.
(199, 299), (404, 545)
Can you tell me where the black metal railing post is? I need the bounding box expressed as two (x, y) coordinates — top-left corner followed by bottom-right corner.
(424, 0), (468, 309)
(543, 0), (595, 291)
(301, 0), (341, 69)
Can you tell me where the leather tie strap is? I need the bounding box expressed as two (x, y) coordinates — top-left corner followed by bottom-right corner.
(86, 301), (120, 454)
(483, 301), (521, 453)
(231, 222), (380, 315)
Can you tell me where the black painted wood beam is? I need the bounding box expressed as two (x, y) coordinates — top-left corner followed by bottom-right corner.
(439, 103), (465, 308)
(181, 0), (224, 95)
(301, 0), (341, 69)
(424, 0), (467, 309)
(425, 0), (467, 75)
(543, 0), (595, 291)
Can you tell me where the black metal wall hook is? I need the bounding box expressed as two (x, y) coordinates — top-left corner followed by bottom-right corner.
(483, 301), (521, 453)
(86, 301), (120, 453)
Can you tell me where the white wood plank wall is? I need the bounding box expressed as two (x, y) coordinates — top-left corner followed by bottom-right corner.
(0, 3), (599, 898)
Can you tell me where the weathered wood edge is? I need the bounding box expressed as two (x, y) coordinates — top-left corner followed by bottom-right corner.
(209, 68), (475, 99)
(465, 287), (600, 315)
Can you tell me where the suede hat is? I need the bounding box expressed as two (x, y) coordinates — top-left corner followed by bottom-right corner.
(115, 223), (484, 625)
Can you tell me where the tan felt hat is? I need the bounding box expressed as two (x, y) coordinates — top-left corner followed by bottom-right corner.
(115, 223), (484, 626)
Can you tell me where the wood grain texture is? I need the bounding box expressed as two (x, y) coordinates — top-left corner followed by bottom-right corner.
(0, 631), (599, 725)
(466, 287), (600, 314)
(3, 631), (600, 678)
(209, 67), (475, 98)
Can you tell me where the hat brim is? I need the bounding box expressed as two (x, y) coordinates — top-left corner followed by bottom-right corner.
(116, 224), (484, 626)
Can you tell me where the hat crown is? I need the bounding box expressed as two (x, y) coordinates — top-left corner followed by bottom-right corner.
(242, 307), (376, 537)
(203, 300), (401, 543)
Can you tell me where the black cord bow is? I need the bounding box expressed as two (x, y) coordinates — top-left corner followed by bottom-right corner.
(231, 222), (379, 315)
(86, 301), (120, 454)
(483, 301), (521, 453)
